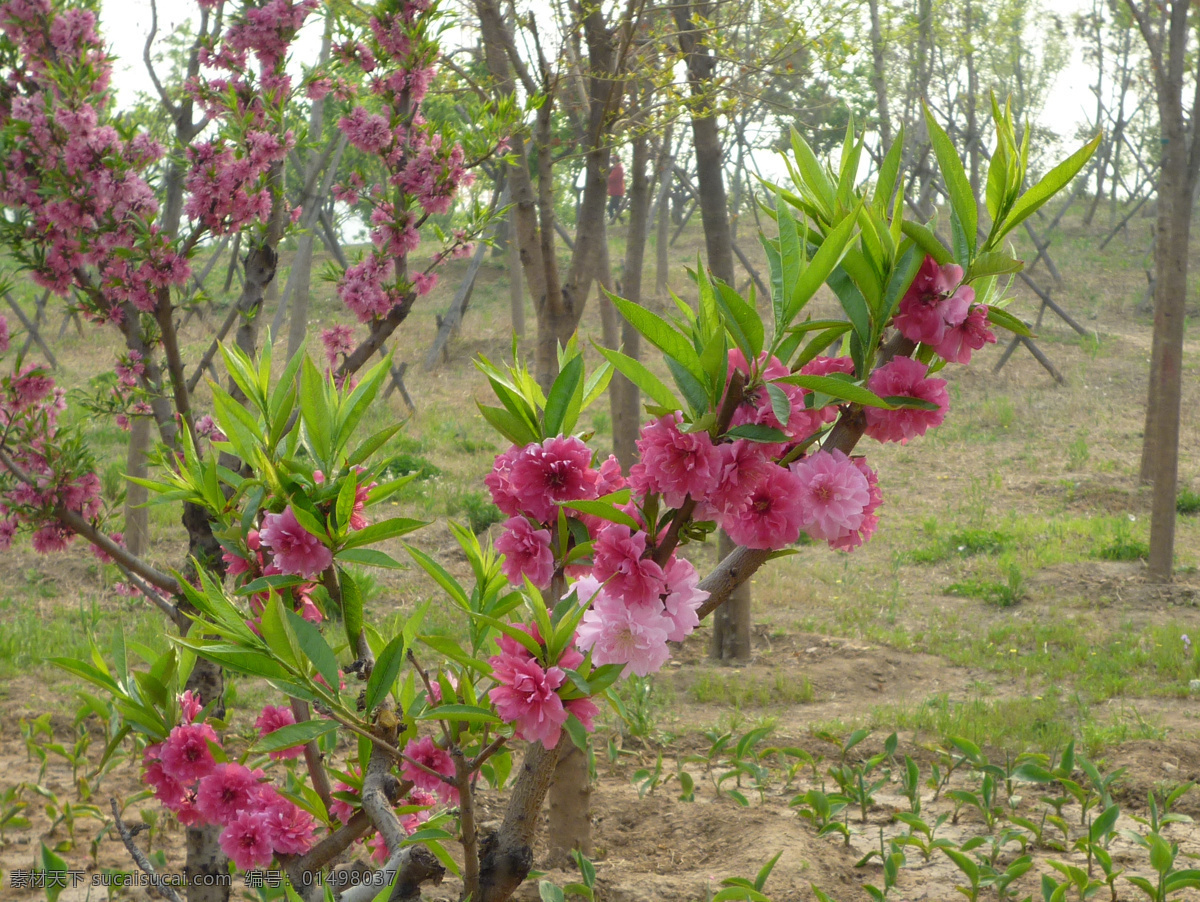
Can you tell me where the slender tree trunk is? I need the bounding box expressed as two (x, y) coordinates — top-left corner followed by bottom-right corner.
(868, 0), (892, 149)
(611, 96), (651, 469)
(508, 203), (525, 337)
(674, 0), (749, 662)
(654, 126), (675, 299)
(123, 417), (151, 556)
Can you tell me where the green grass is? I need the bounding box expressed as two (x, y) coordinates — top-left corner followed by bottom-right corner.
(1178, 488), (1200, 515)
(686, 670), (815, 708)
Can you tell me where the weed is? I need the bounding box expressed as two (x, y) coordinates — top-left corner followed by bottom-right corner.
(1066, 435), (1090, 471)
(445, 489), (503, 534)
(688, 670), (814, 707)
(379, 451), (440, 481)
(1177, 488), (1200, 515)
(946, 564), (1026, 607)
(1098, 520), (1148, 561)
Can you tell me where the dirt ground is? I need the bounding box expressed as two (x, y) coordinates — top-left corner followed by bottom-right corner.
(3, 212), (1200, 901)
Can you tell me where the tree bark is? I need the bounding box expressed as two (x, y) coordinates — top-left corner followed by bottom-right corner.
(867, 0), (893, 149)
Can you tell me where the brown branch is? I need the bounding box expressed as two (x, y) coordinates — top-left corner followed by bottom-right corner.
(289, 698), (333, 813)
(110, 799), (184, 902)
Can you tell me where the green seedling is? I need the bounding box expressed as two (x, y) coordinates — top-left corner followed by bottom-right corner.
(632, 754), (664, 799)
(899, 755), (922, 815)
(961, 826), (1027, 867)
(790, 789), (853, 844)
(1119, 830), (1200, 901)
(947, 772), (1002, 828)
(893, 811), (954, 862)
(1008, 807), (1067, 852)
(814, 727), (871, 764)
(1073, 804), (1121, 872)
(1130, 785), (1195, 833)
(942, 846), (985, 902)
(1087, 843), (1125, 902)
(1044, 861), (1105, 901)
(983, 853), (1034, 901)
(762, 745), (821, 791)
(0, 784), (30, 840)
(707, 851), (782, 902)
(854, 830), (905, 901)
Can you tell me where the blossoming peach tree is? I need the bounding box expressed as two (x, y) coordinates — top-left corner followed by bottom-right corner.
(0, 1), (1095, 894)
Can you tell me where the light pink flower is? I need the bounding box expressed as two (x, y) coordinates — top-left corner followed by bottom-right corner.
(864, 356), (949, 444)
(791, 450), (870, 542)
(485, 445), (524, 517)
(575, 592), (672, 677)
(591, 525), (667, 607)
(401, 735), (458, 805)
(159, 722), (218, 783)
(662, 557), (707, 642)
(699, 440), (774, 519)
(495, 517), (554, 588)
(488, 654), (568, 748)
(565, 697), (600, 731)
(219, 811), (274, 870)
(260, 506), (331, 579)
(720, 464), (807, 550)
(829, 457), (883, 552)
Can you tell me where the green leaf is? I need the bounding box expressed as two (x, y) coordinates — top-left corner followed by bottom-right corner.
(252, 719), (337, 754)
(900, 221), (952, 265)
(299, 357), (333, 465)
(967, 251), (1023, 281)
(336, 471), (357, 536)
(478, 403), (542, 446)
(340, 568), (364, 650)
(336, 548), (408, 570)
(873, 129), (904, 211)
(594, 345), (679, 411)
(404, 545), (470, 609)
(994, 132), (1101, 244)
(785, 210), (859, 324)
(725, 424), (789, 443)
(365, 633), (406, 714)
(714, 280), (764, 360)
(924, 105), (977, 259)
(765, 383), (791, 427)
(789, 127), (835, 217)
(563, 499), (640, 530)
(611, 295), (706, 386)
(543, 353), (584, 437)
(775, 374), (892, 408)
(987, 306), (1032, 338)
(418, 704), (501, 725)
(286, 609), (341, 690)
(340, 517), (426, 550)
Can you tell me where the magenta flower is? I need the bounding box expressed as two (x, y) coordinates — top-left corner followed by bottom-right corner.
(488, 653), (568, 749)
(142, 753), (187, 810)
(254, 705), (302, 760)
(629, 414), (719, 507)
(261, 796), (316, 855)
(791, 450), (870, 543)
(934, 304), (996, 365)
(196, 763), (261, 825)
(219, 811), (274, 871)
(720, 464), (807, 550)
(591, 524), (667, 607)
(159, 722), (218, 784)
(892, 256), (972, 346)
(698, 440), (774, 520)
(260, 506), (331, 579)
(0, 315), (8, 354)
(401, 735), (458, 805)
(179, 690), (203, 724)
(495, 517), (555, 588)
(575, 592), (672, 677)
(507, 436), (599, 523)
(565, 697), (600, 731)
(864, 357), (949, 444)
(485, 445), (524, 517)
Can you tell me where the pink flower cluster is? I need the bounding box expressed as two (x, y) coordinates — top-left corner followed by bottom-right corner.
(0, 361), (107, 554)
(893, 256), (996, 364)
(0, 2), (189, 318)
(141, 695), (316, 871)
(330, 0), (475, 323)
(487, 630), (598, 749)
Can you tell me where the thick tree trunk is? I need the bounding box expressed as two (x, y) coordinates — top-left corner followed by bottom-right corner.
(674, 0), (750, 661)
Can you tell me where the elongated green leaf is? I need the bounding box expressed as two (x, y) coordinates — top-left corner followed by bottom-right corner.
(725, 424), (789, 443)
(543, 353), (584, 437)
(986, 306), (1032, 337)
(826, 266), (873, 345)
(873, 128), (904, 211)
(418, 704), (501, 725)
(299, 357), (333, 465)
(594, 345), (679, 411)
(994, 132), (1101, 244)
(336, 548), (408, 570)
(611, 295), (706, 385)
(775, 374), (893, 408)
(340, 517), (426, 550)
(253, 719), (337, 754)
(404, 544), (470, 609)
(759, 233), (785, 329)
(478, 403), (542, 446)
(785, 210), (859, 325)
(340, 568), (364, 649)
(563, 499), (640, 530)
(789, 127), (835, 217)
(924, 105), (977, 258)
(365, 633), (406, 714)
(286, 608), (341, 690)
(714, 280), (764, 360)
(900, 221), (952, 265)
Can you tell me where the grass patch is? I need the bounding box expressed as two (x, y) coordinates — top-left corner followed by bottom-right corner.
(446, 489), (504, 535)
(380, 451), (441, 482)
(908, 527), (1014, 564)
(1178, 488), (1200, 515)
(687, 670), (815, 708)
(946, 565), (1026, 607)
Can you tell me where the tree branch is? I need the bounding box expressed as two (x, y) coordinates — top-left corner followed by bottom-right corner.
(110, 799), (184, 902)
